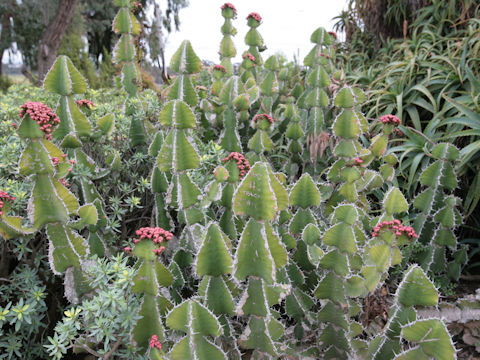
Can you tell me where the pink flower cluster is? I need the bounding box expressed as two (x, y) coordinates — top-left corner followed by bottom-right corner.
(353, 157), (363, 165)
(149, 335), (162, 350)
(253, 113), (274, 125)
(0, 191), (15, 216)
(59, 178), (70, 187)
(213, 65), (227, 73)
(379, 115), (401, 126)
(243, 53), (256, 63)
(52, 157), (60, 166)
(75, 99), (95, 109)
(372, 219), (418, 239)
(130, 227), (174, 256)
(247, 12), (262, 22)
(320, 53), (332, 59)
(222, 152), (251, 179)
(19, 102), (60, 140)
(221, 3), (236, 14)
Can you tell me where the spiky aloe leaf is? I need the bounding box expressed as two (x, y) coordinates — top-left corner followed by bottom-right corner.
(196, 223), (232, 276)
(397, 265), (438, 307)
(44, 55), (87, 95)
(289, 174), (321, 209)
(46, 223), (89, 274)
(170, 40), (202, 74)
(233, 162), (287, 221)
(234, 219), (275, 284)
(159, 100), (196, 129)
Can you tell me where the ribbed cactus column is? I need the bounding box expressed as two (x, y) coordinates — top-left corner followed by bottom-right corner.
(166, 299), (226, 359)
(219, 3), (237, 76)
(16, 102), (96, 278)
(247, 113), (275, 161)
(298, 28), (335, 169)
(412, 143), (463, 282)
(232, 162), (289, 357)
(369, 265), (455, 359)
(219, 152), (250, 240)
(258, 55), (279, 114)
(241, 12), (264, 83)
(195, 223), (240, 358)
(218, 76), (247, 152)
(283, 97), (304, 173)
(45, 56), (111, 256)
(112, 0), (146, 146)
(156, 40), (204, 227)
(129, 227), (174, 353)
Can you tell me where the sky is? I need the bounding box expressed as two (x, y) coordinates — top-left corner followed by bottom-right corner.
(162, 0), (349, 64)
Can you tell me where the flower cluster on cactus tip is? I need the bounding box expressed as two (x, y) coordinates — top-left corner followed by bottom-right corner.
(75, 99), (96, 109)
(149, 335), (162, 350)
(243, 52), (256, 63)
(131, 227), (173, 256)
(319, 52), (332, 59)
(19, 102), (60, 140)
(213, 64), (227, 73)
(222, 152), (251, 179)
(221, 2), (236, 13)
(253, 113), (274, 125)
(0, 191), (15, 216)
(247, 12), (262, 22)
(372, 219), (418, 239)
(379, 114), (401, 125)
(328, 31), (337, 39)
(353, 157), (363, 165)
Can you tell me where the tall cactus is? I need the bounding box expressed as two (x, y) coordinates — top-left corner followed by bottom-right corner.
(45, 55), (111, 257)
(219, 3), (237, 76)
(112, 0), (147, 145)
(16, 101), (96, 278)
(128, 227), (174, 352)
(412, 143), (463, 282)
(232, 162), (289, 357)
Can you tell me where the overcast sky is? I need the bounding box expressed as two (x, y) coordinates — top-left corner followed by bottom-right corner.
(163, 0), (349, 63)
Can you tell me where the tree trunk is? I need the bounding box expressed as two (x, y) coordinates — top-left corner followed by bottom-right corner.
(37, 0), (77, 84)
(0, 2), (15, 76)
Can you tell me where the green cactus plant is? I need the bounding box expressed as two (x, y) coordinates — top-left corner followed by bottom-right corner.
(412, 142), (464, 283)
(232, 161), (289, 357)
(113, 0), (147, 146)
(219, 3), (237, 76)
